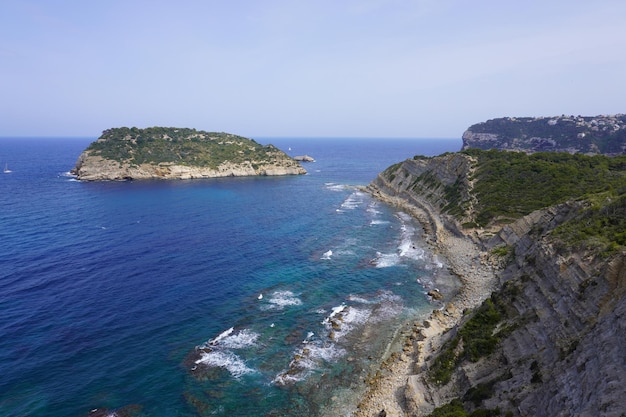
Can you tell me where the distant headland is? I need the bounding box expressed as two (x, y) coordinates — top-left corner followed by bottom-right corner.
(462, 114), (626, 155)
(71, 127), (306, 181)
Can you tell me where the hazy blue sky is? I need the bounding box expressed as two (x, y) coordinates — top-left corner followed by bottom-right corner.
(1, 0), (625, 138)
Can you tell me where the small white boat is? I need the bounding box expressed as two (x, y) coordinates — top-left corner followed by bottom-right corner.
(3, 163), (11, 173)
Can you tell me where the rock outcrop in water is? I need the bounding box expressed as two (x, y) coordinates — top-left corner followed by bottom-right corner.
(71, 127), (306, 181)
(462, 114), (626, 155)
(361, 150), (626, 416)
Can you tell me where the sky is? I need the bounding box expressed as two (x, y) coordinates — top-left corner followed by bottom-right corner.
(1, 0), (625, 139)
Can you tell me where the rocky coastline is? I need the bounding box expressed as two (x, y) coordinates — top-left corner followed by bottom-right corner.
(352, 148), (626, 416)
(71, 127), (306, 181)
(351, 181), (501, 417)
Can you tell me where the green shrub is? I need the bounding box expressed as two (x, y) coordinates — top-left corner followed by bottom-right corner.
(86, 127), (286, 169)
(460, 149), (626, 227)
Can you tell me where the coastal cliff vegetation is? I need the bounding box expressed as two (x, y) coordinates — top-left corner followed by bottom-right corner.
(364, 145), (626, 416)
(462, 149), (626, 232)
(388, 150), (626, 254)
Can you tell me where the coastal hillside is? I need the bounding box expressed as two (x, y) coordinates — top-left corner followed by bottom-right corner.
(361, 150), (626, 416)
(71, 127), (306, 180)
(462, 114), (626, 155)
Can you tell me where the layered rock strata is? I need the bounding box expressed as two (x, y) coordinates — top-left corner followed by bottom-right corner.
(356, 153), (626, 417)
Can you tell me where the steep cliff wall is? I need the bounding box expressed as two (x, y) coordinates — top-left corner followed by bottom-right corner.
(473, 206), (626, 416)
(366, 152), (626, 417)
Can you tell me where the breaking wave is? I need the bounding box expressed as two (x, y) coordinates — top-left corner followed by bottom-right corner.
(261, 290), (303, 310)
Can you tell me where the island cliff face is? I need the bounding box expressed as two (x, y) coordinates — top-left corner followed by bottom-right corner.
(363, 151), (626, 416)
(71, 127), (306, 180)
(462, 114), (626, 155)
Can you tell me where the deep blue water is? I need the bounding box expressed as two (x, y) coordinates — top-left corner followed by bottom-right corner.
(0, 137), (459, 417)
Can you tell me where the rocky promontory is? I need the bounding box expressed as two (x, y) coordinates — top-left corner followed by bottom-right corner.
(462, 114), (626, 155)
(356, 149), (626, 416)
(71, 127), (306, 181)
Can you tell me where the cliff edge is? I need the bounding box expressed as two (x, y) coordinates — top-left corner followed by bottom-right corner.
(357, 150), (626, 416)
(462, 114), (626, 155)
(71, 127), (306, 181)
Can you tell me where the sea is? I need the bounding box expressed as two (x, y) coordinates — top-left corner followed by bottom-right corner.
(0, 137), (460, 417)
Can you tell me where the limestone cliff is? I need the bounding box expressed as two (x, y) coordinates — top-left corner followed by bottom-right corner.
(462, 114), (626, 155)
(366, 151), (626, 416)
(71, 127), (306, 180)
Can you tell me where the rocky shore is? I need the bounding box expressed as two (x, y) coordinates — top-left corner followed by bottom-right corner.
(351, 188), (500, 417)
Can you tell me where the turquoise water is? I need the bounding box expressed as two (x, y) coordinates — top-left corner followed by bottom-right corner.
(0, 137), (459, 416)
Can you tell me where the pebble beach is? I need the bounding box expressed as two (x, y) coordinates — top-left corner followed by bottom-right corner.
(352, 192), (500, 417)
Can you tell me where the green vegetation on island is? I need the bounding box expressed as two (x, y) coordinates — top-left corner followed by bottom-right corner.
(86, 127), (285, 169)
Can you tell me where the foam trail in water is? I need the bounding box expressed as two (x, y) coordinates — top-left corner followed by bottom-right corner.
(324, 182), (352, 192)
(195, 350), (255, 378)
(371, 211), (426, 267)
(207, 327), (234, 346)
(261, 290), (303, 310)
(220, 329), (259, 349)
(194, 328), (260, 378)
(339, 191), (366, 211)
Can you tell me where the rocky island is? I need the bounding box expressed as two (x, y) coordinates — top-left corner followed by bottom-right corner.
(71, 127), (306, 181)
(463, 114), (626, 155)
(355, 134), (626, 416)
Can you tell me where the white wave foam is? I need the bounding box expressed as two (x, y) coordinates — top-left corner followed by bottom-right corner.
(335, 249), (355, 257)
(273, 341), (347, 385)
(220, 329), (259, 349)
(195, 350), (255, 378)
(321, 304), (372, 340)
(206, 327), (234, 346)
(370, 212), (426, 267)
(340, 192), (365, 210)
(398, 238), (425, 260)
(321, 250), (333, 260)
(370, 219), (389, 225)
(322, 304), (347, 324)
(372, 252), (401, 268)
(325, 183), (350, 192)
(369, 291), (405, 322)
(263, 290), (303, 310)
(306, 342), (346, 362)
(376, 290), (403, 303)
(396, 211), (412, 222)
(366, 202), (382, 215)
(341, 306), (370, 326)
(372, 302), (404, 322)
(347, 294), (372, 304)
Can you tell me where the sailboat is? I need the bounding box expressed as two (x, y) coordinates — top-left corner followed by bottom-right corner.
(3, 163), (12, 173)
